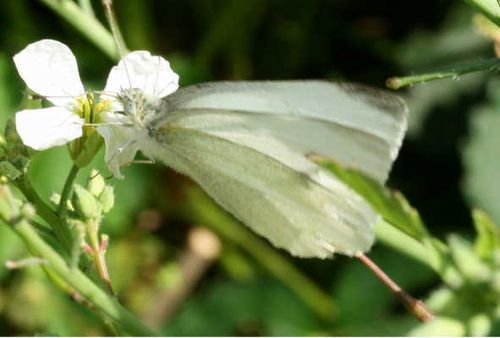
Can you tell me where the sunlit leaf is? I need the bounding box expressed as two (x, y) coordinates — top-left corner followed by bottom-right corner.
(472, 209), (500, 259)
(448, 234), (491, 282)
(313, 156), (429, 242)
(408, 317), (466, 336)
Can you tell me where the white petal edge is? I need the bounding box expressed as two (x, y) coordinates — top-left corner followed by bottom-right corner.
(104, 51), (179, 101)
(97, 125), (140, 179)
(15, 107), (84, 150)
(13, 39), (85, 109)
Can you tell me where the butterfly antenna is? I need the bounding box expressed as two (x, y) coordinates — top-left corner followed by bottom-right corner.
(102, 0), (134, 89)
(30, 94), (80, 100)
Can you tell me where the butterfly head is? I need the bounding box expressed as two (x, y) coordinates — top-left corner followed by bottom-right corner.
(117, 88), (162, 129)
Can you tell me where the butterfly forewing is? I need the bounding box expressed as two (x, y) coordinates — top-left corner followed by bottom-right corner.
(146, 81), (408, 257)
(162, 81), (408, 183)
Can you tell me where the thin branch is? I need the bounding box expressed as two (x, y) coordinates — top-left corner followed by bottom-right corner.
(357, 253), (434, 322)
(15, 176), (73, 255)
(386, 57), (500, 90)
(57, 164), (79, 217)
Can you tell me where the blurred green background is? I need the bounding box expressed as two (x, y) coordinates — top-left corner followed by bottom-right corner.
(0, 0), (499, 335)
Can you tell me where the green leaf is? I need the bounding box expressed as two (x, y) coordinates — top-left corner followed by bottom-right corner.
(313, 156), (429, 242)
(448, 234), (491, 283)
(472, 209), (500, 259)
(468, 313), (492, 336)
(407, 317), (466, 336)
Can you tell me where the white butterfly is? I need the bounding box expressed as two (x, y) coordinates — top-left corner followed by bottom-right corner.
(98, 52), (408, 259)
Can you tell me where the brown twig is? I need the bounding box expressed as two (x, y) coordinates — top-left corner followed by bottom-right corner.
(357, 253), (434, 322)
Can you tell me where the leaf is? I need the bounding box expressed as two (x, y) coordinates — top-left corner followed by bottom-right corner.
(407, 317), (466, 336)
(313, 156), (429, 242)
(448, 234), (492, 283)
(472, 209), (500, 259)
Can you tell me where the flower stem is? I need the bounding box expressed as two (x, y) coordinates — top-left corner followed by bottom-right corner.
(38, 0), (119, 60)
(78, 0), (95, 17)
(357, 253), (434, 322)
(88, 223), (115, 296)
(57, 164), (79, 218)
(386, 57), (500, 90)
(15, 176), (73, 255)
(13, 218), (159, 336)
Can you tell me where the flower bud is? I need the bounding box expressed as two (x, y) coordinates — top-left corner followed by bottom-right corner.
(0, 161), (21, 180)
(72, 184), (101, 220)
(99, 186), (114, 214)
(0, 185), (20, 222)
(88, 170), (105, 197)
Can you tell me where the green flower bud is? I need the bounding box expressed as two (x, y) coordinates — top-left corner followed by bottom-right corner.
(72, 184), (101, 220)
(99, 186), (115, 214)
(0, 161), (21, 181)
(0, 185), (20, 222)
(88, 170), (105, 197)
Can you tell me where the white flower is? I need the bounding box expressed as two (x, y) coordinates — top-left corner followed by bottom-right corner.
(13, 39), (179, 177)
(98, 51), (179, 178)
(14, 39), (87, 150)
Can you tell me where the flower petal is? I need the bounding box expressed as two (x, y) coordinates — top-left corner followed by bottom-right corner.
(104, 51), (179, 100)
(97, 125), (140, 179)
(13, 39), (85, 108)
(15, 107), (84, 150)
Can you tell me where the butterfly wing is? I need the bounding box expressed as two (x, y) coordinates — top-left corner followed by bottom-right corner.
(152, 124), (377, 258)
(162, 81), (408, 183)
(148, 81), (408, 258)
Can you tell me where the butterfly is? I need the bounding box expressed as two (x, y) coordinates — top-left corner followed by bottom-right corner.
(98, 57), (408, 258)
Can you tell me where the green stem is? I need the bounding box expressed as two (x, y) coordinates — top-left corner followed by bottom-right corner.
(13, 218), (159, 336)
(38, 0), (119, 60)
(186, 188), (335, 321)
(463, 0), (500, 26)
(57, 164), (80, 217)
(375, 220), (462, 287)
(386, 57), (500, 90)
(78, 0), (95, 17)
(15, 176), (73, 255)
(88, 221), (115, 295)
